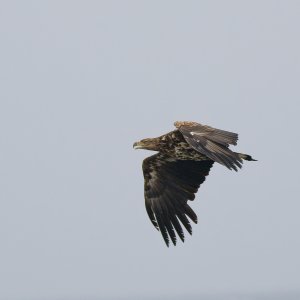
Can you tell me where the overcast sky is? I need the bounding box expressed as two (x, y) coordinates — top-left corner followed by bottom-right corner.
(0, 1), (300, 300)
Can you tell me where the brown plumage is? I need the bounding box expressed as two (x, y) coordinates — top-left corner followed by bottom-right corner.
(133, 121), (256, 246)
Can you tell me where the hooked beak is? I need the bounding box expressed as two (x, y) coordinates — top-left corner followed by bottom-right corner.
(133, 142), (142, 149)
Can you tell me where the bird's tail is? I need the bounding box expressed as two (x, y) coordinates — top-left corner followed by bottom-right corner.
(236, 153), (257, 161)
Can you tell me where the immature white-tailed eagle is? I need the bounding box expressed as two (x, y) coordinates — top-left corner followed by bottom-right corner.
(133, 121), (256, 246)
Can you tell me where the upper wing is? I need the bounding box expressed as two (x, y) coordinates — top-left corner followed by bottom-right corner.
(142, 153), (214, 246)
(174, 121), (242, 171)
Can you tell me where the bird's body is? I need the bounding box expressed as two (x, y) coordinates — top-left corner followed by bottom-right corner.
(134, 121), (256, 246)
(144, 130), (208, 161)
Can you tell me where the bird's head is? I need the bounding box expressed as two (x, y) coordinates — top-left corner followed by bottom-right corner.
(133, 138), (160, 151)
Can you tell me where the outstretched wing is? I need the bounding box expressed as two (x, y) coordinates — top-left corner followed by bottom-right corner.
(175, 121), (242, 171)
(142, 153), (214, 246)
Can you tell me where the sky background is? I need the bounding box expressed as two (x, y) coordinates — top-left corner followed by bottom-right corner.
(0, 1), (299, 299)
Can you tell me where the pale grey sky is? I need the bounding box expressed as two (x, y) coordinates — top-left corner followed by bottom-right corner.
(0, 1), (299, 299)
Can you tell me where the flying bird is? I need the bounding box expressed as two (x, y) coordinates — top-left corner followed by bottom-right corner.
(133, 121), (256, 246)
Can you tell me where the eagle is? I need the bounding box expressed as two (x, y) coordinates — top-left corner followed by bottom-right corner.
(133, 121), (256, 246)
